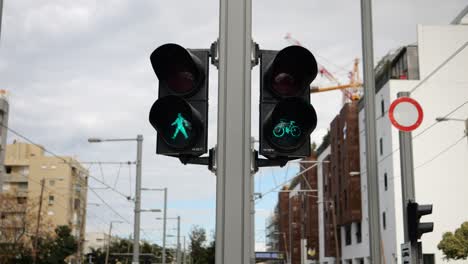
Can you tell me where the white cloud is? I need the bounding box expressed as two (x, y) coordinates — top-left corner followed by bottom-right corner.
(1, 0), (466, 244)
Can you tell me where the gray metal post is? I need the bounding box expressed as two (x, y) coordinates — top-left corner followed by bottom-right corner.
(0, 0), (3, 41)
(398, 92), (419, 263)
(215, 0), (252, 263)
(176, 216), (181, 264)
(162, 188), (168, 264)
(133, 134), (143, 264)
(360, 0), (383, 263)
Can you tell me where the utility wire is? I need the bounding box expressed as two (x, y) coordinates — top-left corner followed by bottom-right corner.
(359, 100), (468, 176)
(88, 187), (132, 224)
(415, 135), (467, 170)
(1, 124), (133, 200)
(410, 42), (468, 94)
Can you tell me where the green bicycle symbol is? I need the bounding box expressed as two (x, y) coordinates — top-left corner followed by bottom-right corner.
(273, 119), (301, 138)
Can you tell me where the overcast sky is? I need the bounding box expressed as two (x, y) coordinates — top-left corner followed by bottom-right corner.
(1, 0), (466, 250)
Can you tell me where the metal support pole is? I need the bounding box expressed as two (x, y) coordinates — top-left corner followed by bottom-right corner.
(398, 92), (419, 263)
(177, 216), (181, 264)
(105, 222), (114, 264)
(133, 135), (143, 264)
(0, 0), (3, 41)
(215, 0), (252, 262)
(162, 188), (168, 264)
(360, 0), (383, 263)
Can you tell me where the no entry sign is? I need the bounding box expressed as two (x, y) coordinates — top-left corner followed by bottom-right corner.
(389, 97), (423, 132)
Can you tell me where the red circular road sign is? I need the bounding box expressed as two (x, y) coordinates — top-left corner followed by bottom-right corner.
(389, 97), (424, 132)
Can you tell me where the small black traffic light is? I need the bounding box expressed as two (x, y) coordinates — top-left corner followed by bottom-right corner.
(259, 46), (318, 159)
(149, 44), (209, 157)
(407, 201), (434, 242)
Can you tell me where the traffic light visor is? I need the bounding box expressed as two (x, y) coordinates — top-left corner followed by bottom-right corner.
(267, 46), (318, 97)
(151, 44), (205, 96)
(265, 97), (317, 152)
(149, 95), (203, 149)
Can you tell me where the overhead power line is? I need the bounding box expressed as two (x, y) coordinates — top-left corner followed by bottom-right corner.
(415, 135), (467, 170)
(1, 123), (133, 200)
(410, 42), (468, 94)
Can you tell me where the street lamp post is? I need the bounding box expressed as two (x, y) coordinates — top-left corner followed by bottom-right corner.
(142, 187), (168, 264)
(88, 135), (143, 264)
(156, 216), (181, 264)
(436, 117), (468, 142)
(105, 221), (124, 264)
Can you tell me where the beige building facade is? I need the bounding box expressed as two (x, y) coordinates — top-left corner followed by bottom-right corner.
(2, 141), (88, 260)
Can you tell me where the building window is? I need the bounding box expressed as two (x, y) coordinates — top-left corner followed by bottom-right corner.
(381, 99), (385, 117)
(356, 222), (362, 243)
(17, 197), (27, 204)
(379, 138), (383, 156)
(48, 195), (55, 206)
(383, 212), (386, 230)
(384, 173), (388, 191)
(5, 166), (12, 174)
(345, 224), (352, 245)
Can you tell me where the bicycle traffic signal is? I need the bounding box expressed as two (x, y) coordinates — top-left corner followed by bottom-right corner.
(148, 43), (209, 157)
(407, 201), (434, 242)
(259, 46), (318, 159)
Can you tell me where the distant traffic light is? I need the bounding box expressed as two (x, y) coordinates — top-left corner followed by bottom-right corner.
(149, 44), (209, 157)
(259, 46), (318, 159)
(407, 201), (434, 242)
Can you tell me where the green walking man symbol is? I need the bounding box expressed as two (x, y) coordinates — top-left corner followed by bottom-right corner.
(171, 113), (191, 140)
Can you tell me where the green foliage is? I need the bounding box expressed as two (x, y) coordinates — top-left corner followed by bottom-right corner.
(85, 237), (164, 264)
(189, 226), (215, 264)
(438, 221), (468, 260)
(38, 225), (78, 264)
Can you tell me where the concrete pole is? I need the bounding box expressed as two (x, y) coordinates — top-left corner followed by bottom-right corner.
(397, 92), (419, 263)
(133, 135), (143, 264)
(162, 188), (168, 264)
(215, 0), (252, 262)
(360, 0), (383, 263)
(183, 236), (186, 264)
(176, 216), (181, 264)
(105, 222), (114, 264)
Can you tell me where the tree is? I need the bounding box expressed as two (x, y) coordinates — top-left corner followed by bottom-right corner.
(0, 192), (54, 264)
(438, 221), (468, 260)
(38, 225), (78, 264)
(189, 226), (215, 264)
(189, 226), (207, 264)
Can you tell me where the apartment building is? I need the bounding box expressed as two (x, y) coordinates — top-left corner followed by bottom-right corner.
(2, 141), (88, 260)
(357, 12), (468, 263)
(0, 90), (9, 192)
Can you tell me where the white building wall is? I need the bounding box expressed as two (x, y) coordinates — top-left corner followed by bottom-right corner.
(317, 146), (336, 264)
(358, 22), (468, 264)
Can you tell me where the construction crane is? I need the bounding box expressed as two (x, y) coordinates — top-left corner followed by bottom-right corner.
(284, 33), (362, 103)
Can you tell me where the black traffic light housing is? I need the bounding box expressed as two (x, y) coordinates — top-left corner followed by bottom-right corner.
(149, 44), (209, 157)
(259, 46), (318, 159)
(407, 201), (434, 242)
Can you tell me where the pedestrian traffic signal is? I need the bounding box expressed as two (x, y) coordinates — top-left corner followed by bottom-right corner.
(407, 201), (434, 242)
(149, 44), (209, 157)
(259, 46), (318, 159)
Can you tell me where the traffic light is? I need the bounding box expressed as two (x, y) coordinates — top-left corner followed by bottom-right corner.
(259, 46), (318, 159)
(149, 44), (209, 157)
(407, 201), (434, 242)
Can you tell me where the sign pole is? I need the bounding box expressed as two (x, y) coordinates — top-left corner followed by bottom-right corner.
(215, 0), (253, 263)
(360, 0), (383, 262)
(397, 91), (419, 263)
